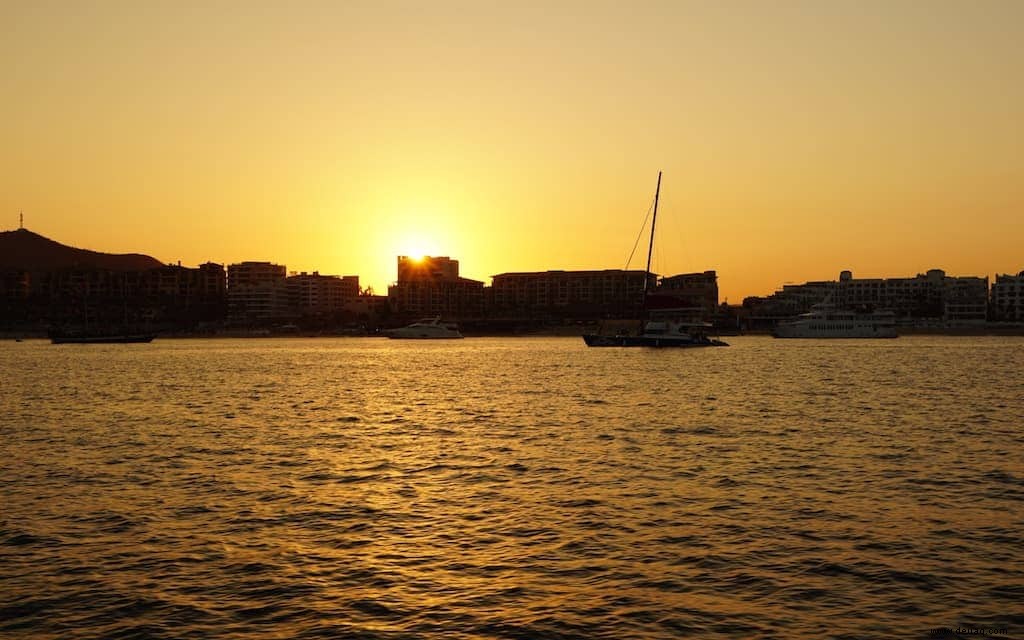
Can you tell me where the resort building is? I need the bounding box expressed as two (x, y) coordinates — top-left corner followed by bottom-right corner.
(227, 261), (288, 325)
(135, 262), (227, 323)
(489, 269), (654, 319)
(138, 262), (225, 300)
(653, 270), (719, 319)
(396, 255), (460, 282)
(388, 256), (484, 320)
(286, 272), (360, 318)
(745, 269), (991, 326)
(992, 271), (1024, 322)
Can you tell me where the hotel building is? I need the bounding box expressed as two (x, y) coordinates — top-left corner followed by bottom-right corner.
(388, 256), (484, 320)
(746, 269), (990, 326)
(286, 272), (360, 318)
(489, 269), (654, 319)
(653, 270), (720, 319)
(227, 261), (288, 325)
(991, 271), (1024, 322)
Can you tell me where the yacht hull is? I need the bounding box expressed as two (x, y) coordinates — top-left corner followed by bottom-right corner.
(583, 334), (728, 348)
(772, 331), (897, 339)
(386, 334), (463, 339)
(384, 317), (464, 339)
(50, 333), (156, 344)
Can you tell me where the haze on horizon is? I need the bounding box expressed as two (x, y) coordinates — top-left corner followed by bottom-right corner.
(2, 0), (1021, 302)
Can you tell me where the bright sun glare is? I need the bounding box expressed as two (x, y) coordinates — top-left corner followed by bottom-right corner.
(399, 233), (440, 262)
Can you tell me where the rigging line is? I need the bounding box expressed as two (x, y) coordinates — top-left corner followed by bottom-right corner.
(624, 197), (656, 270)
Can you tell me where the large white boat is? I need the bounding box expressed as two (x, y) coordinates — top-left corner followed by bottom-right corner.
(773, 308), (897, 339)
(583, 319), (728, 347)
(386, 317), (464, 339)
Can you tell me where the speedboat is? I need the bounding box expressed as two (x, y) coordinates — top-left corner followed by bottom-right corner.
(385, 317), (463, 339)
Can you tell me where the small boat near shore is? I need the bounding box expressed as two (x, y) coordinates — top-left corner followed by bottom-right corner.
(385, 317), (463, 339)
(48, 328), (156, 344)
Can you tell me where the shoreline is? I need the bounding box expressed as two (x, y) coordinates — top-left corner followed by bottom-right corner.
(6, 326), (1024, 340)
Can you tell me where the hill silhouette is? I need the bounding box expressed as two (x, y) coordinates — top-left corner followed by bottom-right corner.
(0, 228), (165, 271)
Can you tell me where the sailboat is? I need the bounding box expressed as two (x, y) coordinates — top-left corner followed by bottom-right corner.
(582, 172), (728, 348)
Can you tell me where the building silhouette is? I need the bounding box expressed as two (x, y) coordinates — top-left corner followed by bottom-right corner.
(489, 269), (653, 320)
(992, 271), (1024, 322)
(743, 269), (991, 327)
(397, 255), (460, 282)
(286, 272), (360, 319)
(387, 256), (484, 320)
(136, 262), (226, 325)
(4, 227), (1020, 334)
(227, 261), (288, 325)
(0, 258), (226, 329)
(652, 270), (719, 320)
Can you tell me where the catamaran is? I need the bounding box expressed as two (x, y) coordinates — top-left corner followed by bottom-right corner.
(582, 172), (728, 348)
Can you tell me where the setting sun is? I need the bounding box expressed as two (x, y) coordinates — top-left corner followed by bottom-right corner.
(395, 231), (443, 267)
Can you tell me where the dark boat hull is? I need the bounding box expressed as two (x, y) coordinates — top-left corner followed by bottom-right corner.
(583, 334), (728, 348)
(50, 333), (156, 344)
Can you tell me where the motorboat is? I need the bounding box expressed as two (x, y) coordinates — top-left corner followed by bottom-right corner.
(386, 317), (463, 339)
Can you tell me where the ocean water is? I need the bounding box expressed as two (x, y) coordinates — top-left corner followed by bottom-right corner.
(1, 336), (1022, 640)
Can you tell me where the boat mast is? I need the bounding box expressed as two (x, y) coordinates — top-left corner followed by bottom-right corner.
(642, 171), (662, 303)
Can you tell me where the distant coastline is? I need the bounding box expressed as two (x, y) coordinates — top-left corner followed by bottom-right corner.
(3, 230), (1022, 336)
(6, 324), (1024, 341)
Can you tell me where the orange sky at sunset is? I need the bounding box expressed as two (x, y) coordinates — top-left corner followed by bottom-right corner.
(2, 1), (1021, 302)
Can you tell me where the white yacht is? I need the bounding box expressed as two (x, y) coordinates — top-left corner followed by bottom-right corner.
(773, 308), (897, 339)
(386, 317), (464, 339)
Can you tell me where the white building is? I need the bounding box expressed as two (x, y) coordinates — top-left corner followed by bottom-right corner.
(992, 271), (1024, 322)
(227, 261), (288, 324)
(755, 269), (990, 325)
(286, 272), (359, 317)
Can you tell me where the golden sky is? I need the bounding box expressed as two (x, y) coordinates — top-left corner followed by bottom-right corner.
(2, 0), (1022, 301)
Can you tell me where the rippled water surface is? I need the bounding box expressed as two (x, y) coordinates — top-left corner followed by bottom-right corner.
(2, 336), (1023, 639)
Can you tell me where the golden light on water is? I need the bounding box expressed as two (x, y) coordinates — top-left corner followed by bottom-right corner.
(3, 334), (1023, 636)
